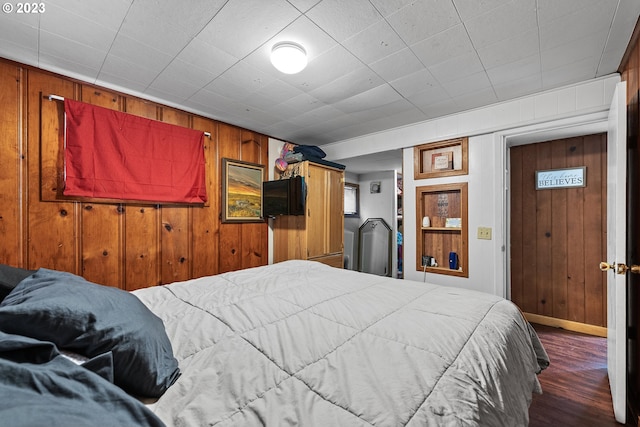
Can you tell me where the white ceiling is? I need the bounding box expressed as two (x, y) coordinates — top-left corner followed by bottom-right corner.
(1, 0), (638, 170)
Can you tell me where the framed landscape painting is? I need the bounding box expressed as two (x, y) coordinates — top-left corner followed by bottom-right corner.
(221, 158), (264, 223)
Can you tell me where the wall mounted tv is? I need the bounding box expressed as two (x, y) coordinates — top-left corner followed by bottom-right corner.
(262, 176), (306, 217)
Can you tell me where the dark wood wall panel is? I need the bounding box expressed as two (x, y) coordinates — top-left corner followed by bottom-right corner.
(0, 62), (22, 267)
(510, 135), (607, 327)
(0, 59), (270, 290)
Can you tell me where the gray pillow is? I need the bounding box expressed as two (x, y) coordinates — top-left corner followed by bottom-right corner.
(0, 268), (180, 397)
(0, 264), (36, 302)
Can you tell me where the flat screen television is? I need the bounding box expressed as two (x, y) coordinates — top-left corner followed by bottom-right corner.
(262, 176), (305, 217)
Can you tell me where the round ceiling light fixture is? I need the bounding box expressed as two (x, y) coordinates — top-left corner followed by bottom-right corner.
(270, 42), (307, 74)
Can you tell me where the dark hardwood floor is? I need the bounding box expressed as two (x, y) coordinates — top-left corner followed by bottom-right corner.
(529, 323), (623, 427)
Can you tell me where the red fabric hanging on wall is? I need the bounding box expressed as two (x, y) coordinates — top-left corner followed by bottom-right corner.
(63, 99), (207, 203)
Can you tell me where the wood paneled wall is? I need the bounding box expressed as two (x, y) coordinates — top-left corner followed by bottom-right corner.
(510, 135), (607, 327)
(0, 59), (269, 290)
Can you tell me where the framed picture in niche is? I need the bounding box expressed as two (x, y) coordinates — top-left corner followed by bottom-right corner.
(414, 137), (468, 179)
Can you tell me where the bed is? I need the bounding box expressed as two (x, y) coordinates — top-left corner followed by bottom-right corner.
(0, 260), (548, 426)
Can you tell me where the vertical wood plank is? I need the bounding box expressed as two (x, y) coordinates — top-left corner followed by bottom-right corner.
(159, 108), (192, 284)
(535, 142), (553, 316)
(0, 62), (22, 266)
(550, 140), (568, 320)
(566, 140), (586, 322)
(122, 98), (161, 289)
(583, 134), (606, 326)
(520, 144), (539, 313)
(27, 70), (77, 272)
(218, 123), (242, 273)
(240, 131), (268, 269)
(79, 87), (123, 288)
(192, 117), (219, 277)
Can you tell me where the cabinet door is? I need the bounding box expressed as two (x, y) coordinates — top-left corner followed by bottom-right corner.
(307, 165), (328, 258)
(327, 168), (344, 255)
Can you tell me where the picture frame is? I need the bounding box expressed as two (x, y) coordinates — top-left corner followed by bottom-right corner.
(431, 151), (453, 170)
(413, 137), (468, 179)
(221, 158), (265, 223)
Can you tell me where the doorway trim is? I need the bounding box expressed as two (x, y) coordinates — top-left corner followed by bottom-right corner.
(497, 110), (610, 300)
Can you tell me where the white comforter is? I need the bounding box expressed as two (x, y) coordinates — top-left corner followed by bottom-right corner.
(134, 260), (547, 427)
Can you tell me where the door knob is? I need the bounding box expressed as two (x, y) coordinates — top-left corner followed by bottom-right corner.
(600, 262), (640, 275)
(617, 263), (640, 275)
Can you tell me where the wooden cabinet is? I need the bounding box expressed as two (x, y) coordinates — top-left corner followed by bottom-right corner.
(273, 161), (344, 267)
(416, 183), (468, 277)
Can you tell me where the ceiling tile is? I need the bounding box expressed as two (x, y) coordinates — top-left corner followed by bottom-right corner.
(39, 30), (106, 73)
(464, 0), (537, 48)
(492, 73), (542, 100)
(309, 66), (385, 104)
(38, 52), (101, 81)
(107, 34), (174, 73)
(452, 86), (498, 110)
(406, 85), (452, 108)
(411, 24), (475, 67)
(538, 1), (616, 51)
(94, 70), (151, 94)
(369, 48), (424, 82)
(306, 0), (383, 42)
(133, 0), (228, 37)
(386, 0), (460, 45)
(41, 4), (116, 52)
(99, 54), (163, 88)
(390, 69), (439, 98)
(536, 0), (610, 26)
(428, 51), (484, 83)
(54, 0), (132, 31)
(442, 71), (492, 98)
(197, 0), (300, 59)
(118, 2), (192, 56)
(270, 92), (327, 117)
(541, 30), (607, 72)
(368, 0), (414, 17)
(282, 45), (362, 91)
(541, 57), (598, 88)
(148, 59), (219, 99)
(476, 28), (539, 69)
(0, 16), (38, 60)
(452, 0), (512, 21)
(177, 37), (239, 78)
(333, 84), (404, 114)
(342, 20), (407, 65)
(486, 54), (541, 85)
(287, 0), (322, 13)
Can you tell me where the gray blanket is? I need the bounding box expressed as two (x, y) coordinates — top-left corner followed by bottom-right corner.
(135, 260), (548, 426)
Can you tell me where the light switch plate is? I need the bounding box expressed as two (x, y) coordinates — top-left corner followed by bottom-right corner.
(477, 226), (492, 240)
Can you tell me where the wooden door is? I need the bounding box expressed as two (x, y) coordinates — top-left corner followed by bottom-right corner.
(307, 164), (328, 259)
(327, 168), (344, 255)
(510, 134), (607, 331)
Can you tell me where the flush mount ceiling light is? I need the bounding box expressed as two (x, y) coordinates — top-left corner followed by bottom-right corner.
(271, 42), (307, 74)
